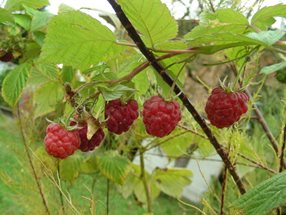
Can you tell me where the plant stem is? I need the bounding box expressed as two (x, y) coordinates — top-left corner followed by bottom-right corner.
(17, 105), (50, 215)
(106, 179), (110, 215)
(220, 166), (227, 215)
(107, 0), (246, 194)
(238, 153), (276, 174)
(279, 124), (286, 172)
(139, 149), (152, 213)
(57, 163), (65, 214)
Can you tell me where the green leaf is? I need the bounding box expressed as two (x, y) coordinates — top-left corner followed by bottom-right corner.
(5, 0), (49, 11)
(201, 8), (248, 25)
(28, 64), (59, 86)
(118, 0), (178, 46)
(233, 171), (286, 215)
(33, 82), (64, 118)
(96, 151), (130, 184)
(59, 154), (83, 182)
(33, 146), (58, 178)
(31, 11), (53, 32)
(1, 63), (31, 107)
(160, 129), (195, 157)
(245, 30), (285, 46)
(0, 8), (14, 23)
(251, 4), (286, 30)
(260, 61), (286, 75)
(21, 42), (41, 62)
(32, 31), (46, 46)
(13, 14), (31, 31)
(119, 164), (160, 203)
(40, 11), (119, 70)
(153, 168), (192, 198)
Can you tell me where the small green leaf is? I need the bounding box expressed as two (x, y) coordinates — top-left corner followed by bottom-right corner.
(2, 63), (31, 107)
(260, 61), (286, 75)
(153, 168), (192, 198)
(233, 171), (286, 215)
(100, 84), (136, 101)
(5, 0), (49, 11)
(59, 154), (83, 182)
(33, 82), (64, 118)
(96, 151), (130, 184)
(61, 66), (74, 83)
(40, 11), (119, 70)
(251, 4), (286, 30)
(118, 0), (178, 46)
(31, 11), (53, 32)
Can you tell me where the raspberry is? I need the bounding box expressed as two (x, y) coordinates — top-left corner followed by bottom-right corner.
(105, 99), (139, 134)
(143, 96), (181, 137)
(44, 123), (80, 159)
(205, 87), (249, 128)
(77, 123), (105, 152)
(0, 52), (13, 62)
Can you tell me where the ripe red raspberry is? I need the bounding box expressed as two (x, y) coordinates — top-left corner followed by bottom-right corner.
(205, 87), (249, 128)
(143, 96), (181, 137)
(105, 99), (139, 134)
(76, 123), (105, 152)
(44, 123), (80, 159)
(0, 52), (13, 62)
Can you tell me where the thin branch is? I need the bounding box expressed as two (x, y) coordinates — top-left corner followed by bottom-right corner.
(106, 179), (110, 215)
(57, 163), (65, 214)
(139, 149), (152, 213)
(238, 153), (276, 174)
(220, 166), (227, 215)
(17, 105), (50, 215)
(279, 124), (286, 172)
(107, 0), (246, 194)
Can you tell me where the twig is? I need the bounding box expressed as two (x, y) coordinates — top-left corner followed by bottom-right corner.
(107, 0), (246, 194)
(220, 166), (227, 215)
(17, 105), (50, 215)
(139, 149), (152, 213)
(106, 179), (110, 215)
(238, 153), (276, 174)
(57, 163), (65, 214)
(279, 124), (286, 172)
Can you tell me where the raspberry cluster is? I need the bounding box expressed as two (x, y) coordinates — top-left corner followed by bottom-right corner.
(45, 121), (105, 159)
(205, 87), (249, 128)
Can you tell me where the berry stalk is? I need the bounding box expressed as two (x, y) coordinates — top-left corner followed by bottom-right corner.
(107, 0), (246, 194)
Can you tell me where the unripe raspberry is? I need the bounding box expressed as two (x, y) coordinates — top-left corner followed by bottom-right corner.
(143, 96), (181, 137)
(77, 123), (105, 152)
(205, 87), (249, 128)
(105, 99), (139, 134)
(44, 123), (80, 159)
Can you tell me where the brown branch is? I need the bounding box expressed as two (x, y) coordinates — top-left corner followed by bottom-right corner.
(17, 105), (50, 215)
(246, 89), (279, 154)
(220, 166), (227, 215)
(279, 124), (286, 172)
(107, 0), (246, 194)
